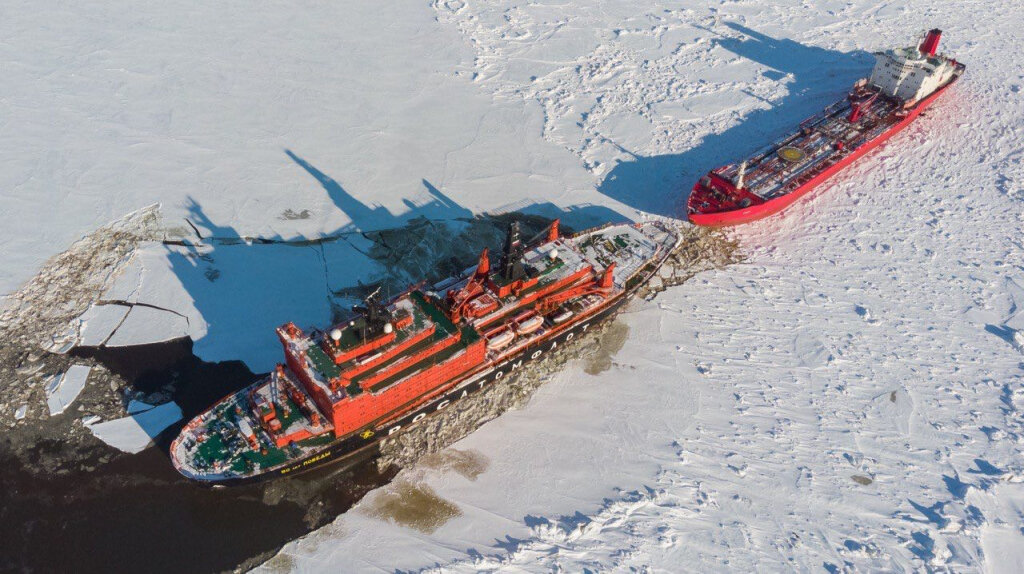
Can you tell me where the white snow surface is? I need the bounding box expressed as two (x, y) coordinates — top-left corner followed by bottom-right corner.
(4, 0), (1024, 570)
(85, 401), (183, 454)
(0, 0), (603, 299)
(260, 1), (1024, 573)
(44, 364), (92, 416)
(103, 304), (191, 348)
(75, 304), (131, 347)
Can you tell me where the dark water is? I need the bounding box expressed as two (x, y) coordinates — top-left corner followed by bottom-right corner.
(1, 339), (394, 574)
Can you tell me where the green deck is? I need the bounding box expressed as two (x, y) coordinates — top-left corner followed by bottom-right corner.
(295, 291), (475, 397)
(310, 296), (437, 378)
(329, 313), (416, 352)
(195, 431), (228, 465)
(307, 344), (342, 378)
(228, 431), (338, 474)
(273, 395), (312, 434)
(366, 323), (480, 394)
(188, 390), (341, 475)
(410, 291), (457, 337)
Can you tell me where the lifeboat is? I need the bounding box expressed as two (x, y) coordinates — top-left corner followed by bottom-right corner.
(486, 328), (515, 350)
(551, 308), (574, 324)
(515, 313), (544, 335)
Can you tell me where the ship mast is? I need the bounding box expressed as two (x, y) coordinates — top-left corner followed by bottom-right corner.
(273, 364), (290, 417)
(352, 287), (392, 341)
(499, 221), (527, 282)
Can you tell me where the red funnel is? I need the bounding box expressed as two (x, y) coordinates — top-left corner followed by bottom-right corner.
(920, 29), (942, 56)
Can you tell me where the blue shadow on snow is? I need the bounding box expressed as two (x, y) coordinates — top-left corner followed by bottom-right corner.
(165, 150), (625, 373)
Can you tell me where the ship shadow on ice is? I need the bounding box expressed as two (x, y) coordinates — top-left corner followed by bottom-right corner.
(596, 22), (874, 217)
(164, 149), (625, 377)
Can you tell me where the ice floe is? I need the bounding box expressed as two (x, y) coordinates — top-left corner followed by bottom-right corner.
(75, 304), (131, 347)
(85, 401), (183, 454)
(104, 305), (191, 348)
(44, 365), (91, 416)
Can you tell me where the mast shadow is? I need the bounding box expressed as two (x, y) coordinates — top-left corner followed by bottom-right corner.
(164, 150), (624, 374)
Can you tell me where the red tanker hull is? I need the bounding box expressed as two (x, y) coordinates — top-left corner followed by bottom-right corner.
(688, 76), (959, 227)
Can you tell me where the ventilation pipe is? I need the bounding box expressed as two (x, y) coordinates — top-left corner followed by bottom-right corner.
(547, 219), (560, 243)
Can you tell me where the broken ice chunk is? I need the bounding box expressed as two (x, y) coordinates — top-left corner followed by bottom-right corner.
(76, 304), (131, 347)
(104, 306), (190, 347)
(45, 365), (92, 415)
(85, 402), (183, 454)
(15, 404), (28, 420)
(47, 323), (80, 354)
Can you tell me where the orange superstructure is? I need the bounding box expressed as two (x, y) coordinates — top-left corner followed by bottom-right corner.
(171, 219), (679, 485)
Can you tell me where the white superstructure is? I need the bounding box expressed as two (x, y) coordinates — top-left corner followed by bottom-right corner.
(868, 29), (958, 103)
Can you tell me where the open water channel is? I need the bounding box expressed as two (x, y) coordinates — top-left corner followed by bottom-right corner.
(0, 338), (394, 574)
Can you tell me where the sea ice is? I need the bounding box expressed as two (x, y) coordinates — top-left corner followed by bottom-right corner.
(3, 0), (1023, 570)
(75, 304), (131, 347)
(266, 1), (1024, 571)
(85, 402), (183, 454)
(45, 365), (91, 416)
(104, 306), (191, 348)
(0, 0), (596, 299)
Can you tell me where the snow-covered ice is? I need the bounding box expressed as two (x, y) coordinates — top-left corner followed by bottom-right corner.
(103, 305), (191, 348)
(74, 304), (131, 347)
(85, 401), (183, 454)
(261, 0), (1024, 572)
(4, 0), (1024, 570)
(44, 365), (91, 416)
(0, 0), (601, 299)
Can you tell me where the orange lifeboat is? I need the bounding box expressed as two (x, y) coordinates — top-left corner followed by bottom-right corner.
(515, 313), (544, 335)
(486, 328), (515, 350)
(551, 308), (574, 324)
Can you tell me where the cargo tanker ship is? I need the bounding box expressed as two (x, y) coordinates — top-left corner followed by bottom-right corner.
(688, 29), (965, 226)
(172, 219), (679, 485)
